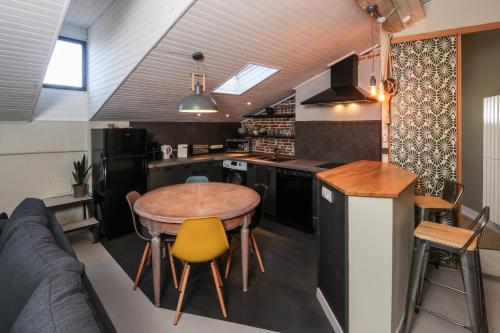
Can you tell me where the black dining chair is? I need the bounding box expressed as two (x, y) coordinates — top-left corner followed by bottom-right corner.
(427, 180), (465, 225)
(224, 183), (269, 278)
(126, 191), (178, 290)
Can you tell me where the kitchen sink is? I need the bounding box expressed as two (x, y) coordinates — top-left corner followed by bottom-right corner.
(256, 156), (295, 163)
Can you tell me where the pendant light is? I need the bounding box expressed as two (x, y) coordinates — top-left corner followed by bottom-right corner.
(368, 6), (377, 97)
(178, 52), (217, 113)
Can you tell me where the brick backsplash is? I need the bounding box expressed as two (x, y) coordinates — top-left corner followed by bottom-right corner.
(241, 96), (295, 156)
(252, 137), (295, 155)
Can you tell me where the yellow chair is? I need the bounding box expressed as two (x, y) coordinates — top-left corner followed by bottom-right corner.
(171, 217), (229, 325)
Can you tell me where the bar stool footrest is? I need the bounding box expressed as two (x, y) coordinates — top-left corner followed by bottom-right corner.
(414, 304), (470, 330)
(426, 277), (466, 294)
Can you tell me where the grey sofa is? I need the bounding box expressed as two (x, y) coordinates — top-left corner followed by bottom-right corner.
(0, 199), (115, 333)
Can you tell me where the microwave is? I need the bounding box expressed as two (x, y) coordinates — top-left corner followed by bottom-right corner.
(225, 139), (251, 153)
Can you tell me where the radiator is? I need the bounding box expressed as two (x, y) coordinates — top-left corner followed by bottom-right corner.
(483, 96), (500, 226)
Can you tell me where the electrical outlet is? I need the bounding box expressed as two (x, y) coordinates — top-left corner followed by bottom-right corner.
(321, 186), (333, 203)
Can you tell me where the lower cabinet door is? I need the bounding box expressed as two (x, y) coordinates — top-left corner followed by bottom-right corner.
(247, 164), (276, 216)
(317, 182), (348, 332)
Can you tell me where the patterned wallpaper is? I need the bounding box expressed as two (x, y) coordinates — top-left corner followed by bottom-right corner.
(390, 36), (458, 196)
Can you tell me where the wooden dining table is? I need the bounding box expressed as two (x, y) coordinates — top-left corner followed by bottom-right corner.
(133, 182), (261, 306)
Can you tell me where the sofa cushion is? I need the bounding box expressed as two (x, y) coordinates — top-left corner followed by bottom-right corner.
(46, 210), (76, 256)
(10, 271), (101, 333)
(0, 223), (84, 332)
(0, 215), (47, 253)
(9, 198), (49, 222)
(0, 199), (51, 251)
(0, 199), (75, 256)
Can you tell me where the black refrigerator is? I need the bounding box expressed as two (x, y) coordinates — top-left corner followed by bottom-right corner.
(92, 128), (147, 238)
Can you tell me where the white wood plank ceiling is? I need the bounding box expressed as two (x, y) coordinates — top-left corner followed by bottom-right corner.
(93, 0), (376, 122)
(86, 0), (195, 119)
(0, 0), (70, 121)
(64, 0), (116, 29)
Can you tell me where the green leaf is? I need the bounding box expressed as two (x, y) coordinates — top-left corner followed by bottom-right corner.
(72, 154), (92, 184)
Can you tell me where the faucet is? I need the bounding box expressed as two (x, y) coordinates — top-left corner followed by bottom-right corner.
(274, 146), (279, 161)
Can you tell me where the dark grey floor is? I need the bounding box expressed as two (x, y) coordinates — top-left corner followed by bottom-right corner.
(101, 217), (333, 333)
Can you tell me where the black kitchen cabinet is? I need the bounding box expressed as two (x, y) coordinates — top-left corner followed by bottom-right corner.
(317, 180), (348, 332)
(147, 160), (223, 190)
(312, 176), (319, 230)
(247, 163), (276, 216)
(147, 165), (183, 190)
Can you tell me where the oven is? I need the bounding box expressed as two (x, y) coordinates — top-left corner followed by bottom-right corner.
(225, 139), (250, 153)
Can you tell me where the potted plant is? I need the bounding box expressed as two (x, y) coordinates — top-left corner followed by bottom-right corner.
(72, 154), (92, 198)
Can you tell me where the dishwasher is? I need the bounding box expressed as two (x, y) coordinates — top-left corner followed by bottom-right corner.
(276, 168), (314, 233)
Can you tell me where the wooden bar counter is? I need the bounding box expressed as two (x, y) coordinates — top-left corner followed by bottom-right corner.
(315, 161), (418, 333)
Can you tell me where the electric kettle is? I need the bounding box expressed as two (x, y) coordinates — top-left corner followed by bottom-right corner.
(160, 145), (173, 159)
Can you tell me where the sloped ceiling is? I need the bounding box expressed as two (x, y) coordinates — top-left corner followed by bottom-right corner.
(0, 0), (70, 122)
(93, 0), (376, 122)
(86, 0), (195, 120)
(64, 0), (116, 29)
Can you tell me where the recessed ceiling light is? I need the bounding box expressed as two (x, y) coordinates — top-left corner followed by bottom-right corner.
(197, 113), (201, 117)
(246, 101), (252, 106)
(225, 114), (230, 118)
(213, 63), (280, 95)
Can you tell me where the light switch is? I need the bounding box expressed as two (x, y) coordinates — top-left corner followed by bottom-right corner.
(321, 186), (333, 203)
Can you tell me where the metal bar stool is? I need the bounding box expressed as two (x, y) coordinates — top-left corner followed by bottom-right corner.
(415, 180), (464, 224)
(403, 206), (490, 333)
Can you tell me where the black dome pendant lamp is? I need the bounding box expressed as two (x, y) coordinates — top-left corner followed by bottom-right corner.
(178, 52), (218, 113)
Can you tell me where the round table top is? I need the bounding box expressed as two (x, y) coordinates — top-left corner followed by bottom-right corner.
(134, 182), (260, 223)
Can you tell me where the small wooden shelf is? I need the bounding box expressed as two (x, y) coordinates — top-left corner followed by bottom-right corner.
(61, 218), (99, 233)
(43, 194), (93, 208)
(242, 113), (295, 119)
(43, 194), (99, 243)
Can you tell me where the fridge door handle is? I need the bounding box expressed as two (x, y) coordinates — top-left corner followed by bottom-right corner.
(103, 159), (107, 191)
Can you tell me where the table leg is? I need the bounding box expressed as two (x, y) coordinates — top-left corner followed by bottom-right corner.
(151, 235), (162, 306)
(241, 214), (250, 292)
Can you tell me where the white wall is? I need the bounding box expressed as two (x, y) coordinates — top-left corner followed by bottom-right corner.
(295, 56), (382, 121)
(59, 23), (88, 41)
(394, 0), (500, 37)
(87, 0), (195, 119)
(0, 122), (88, 217)
(33, 89), (88, 121)
(0, 121), (129, 218)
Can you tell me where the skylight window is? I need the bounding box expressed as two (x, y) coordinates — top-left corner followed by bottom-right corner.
(213, 63), (279, 95)
(43, 37), (86, 90)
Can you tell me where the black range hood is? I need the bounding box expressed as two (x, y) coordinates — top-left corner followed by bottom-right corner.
(301, 54), (377, 105)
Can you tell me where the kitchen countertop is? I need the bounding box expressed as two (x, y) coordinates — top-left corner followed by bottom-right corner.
(148, 153), (328, 172)
(316, 160), (418, 198)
